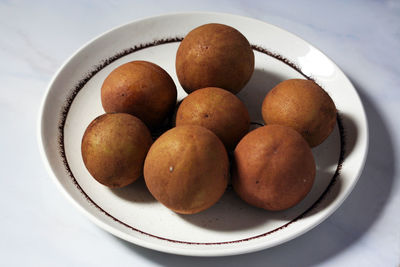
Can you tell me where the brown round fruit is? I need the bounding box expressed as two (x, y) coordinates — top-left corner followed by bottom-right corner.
(262, 79), (337, 147)
(232, 125), (316, 211)
(176, 23), (254, 94)
(81, 113), (153, 188)
(101, 61), (177, 129)
(176, 87), (250, 150)
(144, 125), (229, 214)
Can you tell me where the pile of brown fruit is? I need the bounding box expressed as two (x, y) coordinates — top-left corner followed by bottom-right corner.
(81, 23), (337, 214)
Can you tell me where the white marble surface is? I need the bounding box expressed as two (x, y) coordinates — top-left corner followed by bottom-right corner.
(1, 0), (399, 266)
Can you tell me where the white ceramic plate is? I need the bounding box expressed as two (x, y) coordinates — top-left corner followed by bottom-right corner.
(38, 12), (368, 256)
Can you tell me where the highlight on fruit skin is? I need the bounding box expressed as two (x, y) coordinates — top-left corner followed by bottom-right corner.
(262, 79), (337, 147)
(143, 125), (229, 214)
(232, 124), (316, 211)
(176, 23), (255, 95)
(101, 60), (177, 129)
(175, 87), (250, 150)
(81, 113), (153, 188)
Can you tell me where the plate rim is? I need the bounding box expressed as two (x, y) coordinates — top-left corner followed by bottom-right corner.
(37, 11), (369, 257)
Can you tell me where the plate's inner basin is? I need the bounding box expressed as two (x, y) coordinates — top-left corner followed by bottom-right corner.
(64, 42), (340, 243)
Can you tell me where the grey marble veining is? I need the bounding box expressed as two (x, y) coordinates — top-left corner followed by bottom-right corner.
(0, 1), (399, 266)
